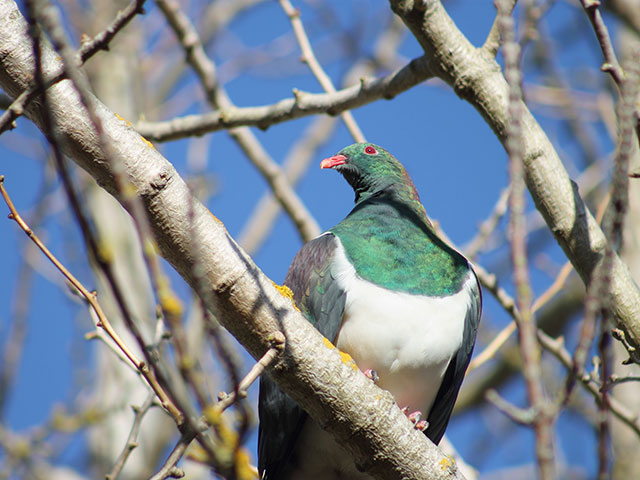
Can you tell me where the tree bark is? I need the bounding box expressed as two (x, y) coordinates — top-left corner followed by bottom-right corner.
(389, 0), (640, 351)
(0, 1), (464, 478)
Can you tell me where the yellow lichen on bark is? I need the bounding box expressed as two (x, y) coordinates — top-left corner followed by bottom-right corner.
(323, 337), (336, 349)
(272, 282), (300, 311)
(339, 350), (358, 370)
(438, 455), (456, 473)
(140, 135), (156, 150)
(113, 112), (132, 127)
(208, 210), (225, 225)
(322, 337), (357, 370)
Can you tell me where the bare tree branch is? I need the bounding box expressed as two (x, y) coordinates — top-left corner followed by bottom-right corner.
(155, 0), (321, 244)
(0, 0), (146, 134)
(278, 0), (365, 142)
(0, 2), (464, 478)
(135, 56), (433, 142)
(388, 0), (640, 355)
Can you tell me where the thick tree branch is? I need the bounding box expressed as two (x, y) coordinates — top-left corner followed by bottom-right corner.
(0, 2), (462, 478)
(388, 0), (640, 354)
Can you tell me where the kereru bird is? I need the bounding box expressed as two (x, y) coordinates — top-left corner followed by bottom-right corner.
(258, 143), (481, 479)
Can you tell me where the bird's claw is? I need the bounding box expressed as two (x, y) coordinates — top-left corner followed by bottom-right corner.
(401, 406), (429, 431)
(363, 368), (379, 383)
(406, 410), (422, 424)
(415, 419), (429, 431)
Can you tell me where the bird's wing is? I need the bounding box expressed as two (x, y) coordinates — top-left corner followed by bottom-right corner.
(425, 269), (482, 444)
(258, 233), (347, 479)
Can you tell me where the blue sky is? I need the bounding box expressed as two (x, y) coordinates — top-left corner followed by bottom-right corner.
(0, 0), (618, 477)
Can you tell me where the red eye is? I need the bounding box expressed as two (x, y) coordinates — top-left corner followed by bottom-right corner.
(364, 146), (377, 155)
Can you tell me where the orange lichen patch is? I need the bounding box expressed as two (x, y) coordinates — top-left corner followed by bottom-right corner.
(198, 405), (259, 478)
(272, 282), (300, 311)
(203, 404), (223, 426)
(118, 182), (138, 200)
(179, 355), (195, 370)
(143, 238), (158, 257)
(96, 239), (114, 263)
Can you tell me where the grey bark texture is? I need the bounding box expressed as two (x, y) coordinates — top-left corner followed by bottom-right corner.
(389, 0), (640, 351)
(0, 1), (465, 479)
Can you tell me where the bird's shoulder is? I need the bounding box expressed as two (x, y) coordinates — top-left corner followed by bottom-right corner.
(329, 196), (472, 298)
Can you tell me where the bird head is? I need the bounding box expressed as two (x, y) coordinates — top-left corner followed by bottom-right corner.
(320, 143), (419, 204)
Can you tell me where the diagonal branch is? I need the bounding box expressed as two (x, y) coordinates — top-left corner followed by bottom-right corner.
(0, 0), (146, 134)
(0, 2), (462, 478)
(388, 0), (640, 355)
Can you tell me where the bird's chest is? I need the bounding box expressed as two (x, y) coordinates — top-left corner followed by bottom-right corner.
(331, 241), (469, 413)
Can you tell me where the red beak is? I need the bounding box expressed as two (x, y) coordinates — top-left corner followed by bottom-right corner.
(320, 154), (347, 169)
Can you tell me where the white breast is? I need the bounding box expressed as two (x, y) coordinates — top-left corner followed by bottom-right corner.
(332, 238), (474, 413)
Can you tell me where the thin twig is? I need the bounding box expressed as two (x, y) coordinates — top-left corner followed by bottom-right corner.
(568, 52), (640, 402)
(469, 258), (571, 372)
(0, 176), (136, 370)
(474, 263), (640, 441)
(156, 0), (321, 244)
(238, 12), (405, 255)
(530, 189), (611, 315)
(538, 330), (640, 438)
(0, 0), (146, 134)
(498, 1), (555, 476)
(468, 321), (517, 372)
(278, 0), (365, 143)
(597, 325), (612, 480)
(217, 345), (281, 412)
(149, 431), (193, 480)
(0, 175), (175, 416)
(135, 55), (433, 142)
(485, 389), (536, 425)
(33, 0), (219, 431)
(238, 115), (337, 254)
(463, 186), (510, 259)
(463, 246), (640, 439)
(20, 0), (183, 423)
(607, 374), (640, 387)
(482, 0), (516, 56)
(0, 165), (54, 419)
(579, 0), (624, 86)
(579, 0), (640, 147)
(106, 392), (157, 480)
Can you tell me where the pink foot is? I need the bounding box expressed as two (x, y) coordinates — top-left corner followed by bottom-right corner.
(406, 410), (422, 423)
(401, 407), (429, 431)
(363, 368), (379, 383)
(415, 420), (429, 431)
